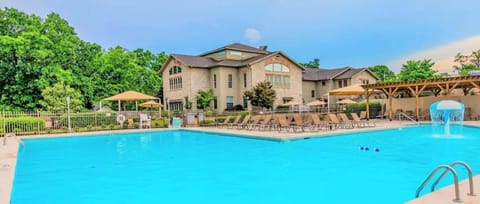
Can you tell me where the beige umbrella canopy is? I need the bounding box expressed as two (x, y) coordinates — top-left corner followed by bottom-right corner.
(329, 84), (366, 96)
(336, 99), (357, 104)
(103, 91), (158, 111)
(104, 91), (158, 101)
(283, 101), (302, 106)
(139, 101), (163, 108)
(306, 100), (326, 106)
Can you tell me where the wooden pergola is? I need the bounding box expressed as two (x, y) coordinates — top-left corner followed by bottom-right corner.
(362, 76), (480, 121)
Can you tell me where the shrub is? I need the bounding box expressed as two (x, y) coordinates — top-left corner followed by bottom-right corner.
(345, 101), (381, 119)
(1, 117), (46, 133)
(275, 105), (289, 112)
(224, 104), (244, 111)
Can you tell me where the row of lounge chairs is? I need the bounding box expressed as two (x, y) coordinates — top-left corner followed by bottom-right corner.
(216, 113), (375, 133)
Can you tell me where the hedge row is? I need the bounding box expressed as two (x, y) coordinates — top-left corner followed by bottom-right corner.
(345, 101), (381, 119)
(0, 117), (46, 133)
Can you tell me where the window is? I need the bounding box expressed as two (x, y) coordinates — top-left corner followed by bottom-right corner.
(243, 96), (248, 108)
(213, 74), (217, 88)
(338, 79), (347, 88)
(169, 77), (182, 90)
(226, 96), (234, 108)
(282, 97), (293, 104)
(230, 51), (242, 56)
(213, 96), (218, 109)
(243, 73), (247, 88)
(311, 90), (315, 98)
(217, 51), (225, 56)
(266, 75), (290, 88)
(362, 79), (369, 85)
(322, 81), (326, 86)
(169, 66), (182, 75)
(264, 63), (289, 73)
(169, 102), (183, 112)
(344, 80), (347, 87)
(228, 74), (233, 88)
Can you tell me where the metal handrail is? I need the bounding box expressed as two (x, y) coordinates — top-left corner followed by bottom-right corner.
(398, 112), (418, 123)
(431, 161), (476, 196)
(416, 165), (462, 203)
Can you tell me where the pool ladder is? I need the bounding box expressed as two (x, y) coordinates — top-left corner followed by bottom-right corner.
(415, 161), (476, 203)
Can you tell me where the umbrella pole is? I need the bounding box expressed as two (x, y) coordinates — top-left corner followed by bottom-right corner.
(118, 100), (121, 112)
(136, 101), (138, 112)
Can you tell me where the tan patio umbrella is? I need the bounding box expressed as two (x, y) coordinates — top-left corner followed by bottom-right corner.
(336, 99), (357, 104)
(139, 101), (164, 108)
(306, 100), (326, 106)
(103, 90), (158, 111)
(328, 84), (366, 96)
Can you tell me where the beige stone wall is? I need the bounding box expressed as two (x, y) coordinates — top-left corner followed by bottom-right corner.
(303, 81), (316, 103)
(391, 95), (480, 120)
(189, 68), (210, 111)
(249, 54), (303, 107)
(351, 70), (378, 85)
(162, 59), (190, 110)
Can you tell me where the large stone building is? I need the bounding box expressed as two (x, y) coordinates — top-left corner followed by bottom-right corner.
(160, 43), (305, 112)
(302, 67), (379, 106)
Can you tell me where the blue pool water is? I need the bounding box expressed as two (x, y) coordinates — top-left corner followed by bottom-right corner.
(11, 125), (480, 204)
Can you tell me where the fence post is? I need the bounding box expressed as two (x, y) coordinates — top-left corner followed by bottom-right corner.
(2, 111), (5, 138)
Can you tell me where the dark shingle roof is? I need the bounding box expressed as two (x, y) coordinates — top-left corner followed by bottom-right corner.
(302, 67), (350, 81)
(199, 43), (270, 56)
(170, 54), (216, 68)
(335, 68), (365, 79)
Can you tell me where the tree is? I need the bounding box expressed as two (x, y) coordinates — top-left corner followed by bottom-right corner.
(454, 50), (480, 76)
(301, 58), (320, 68)
(196, 89), (214, 110)
(398, 59), (438, 81)
(368, 65), (396, 82)
(39, 82), (84, 112)
(244, 81), (276, 110)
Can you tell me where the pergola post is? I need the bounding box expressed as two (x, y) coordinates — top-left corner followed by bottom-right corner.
(365, 89), (370, 120)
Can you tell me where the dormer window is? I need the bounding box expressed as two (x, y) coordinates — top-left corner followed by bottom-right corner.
(217, 51), (225, 56)
(169, 66), (182, 75)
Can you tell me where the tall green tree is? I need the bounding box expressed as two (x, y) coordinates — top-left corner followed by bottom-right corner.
(301, 58), (320, 68)
(244, 81), (276, 110)
(368, 65), (396, 82)
(39, 82), (84, 112)
(398, 59), (438, 81)
(454, 50), (480, 76)
(196, 89), (214, 110)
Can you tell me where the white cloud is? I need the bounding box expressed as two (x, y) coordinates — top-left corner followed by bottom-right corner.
(244, 28), (261, 43)
(387, 35), (480, 73)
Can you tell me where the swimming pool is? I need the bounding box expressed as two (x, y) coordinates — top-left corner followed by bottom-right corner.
(11, 125), (480, 203)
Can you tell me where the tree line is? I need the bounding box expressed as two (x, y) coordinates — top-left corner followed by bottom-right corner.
(0, 8), (167, 111)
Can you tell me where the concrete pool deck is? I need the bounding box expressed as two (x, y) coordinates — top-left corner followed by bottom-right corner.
(1, 120), (480, 204)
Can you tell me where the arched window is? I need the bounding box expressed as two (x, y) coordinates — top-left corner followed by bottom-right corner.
(265, 63), (289, 72)
(169, 66), (182, 75)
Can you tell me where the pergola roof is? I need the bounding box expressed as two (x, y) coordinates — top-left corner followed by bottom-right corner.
(361, 76), (480, 120)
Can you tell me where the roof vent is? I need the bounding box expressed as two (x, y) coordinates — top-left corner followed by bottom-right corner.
(259, 45), (268, 51)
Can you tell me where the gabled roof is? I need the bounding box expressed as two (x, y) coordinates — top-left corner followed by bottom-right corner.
(198, 43), (270, 56)
(302, 67), (350, 81)
(302, 67), (379, 81)
(170, 54), (216, 68)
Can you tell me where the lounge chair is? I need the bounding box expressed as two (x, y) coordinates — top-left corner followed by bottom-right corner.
(227, 115), (242, 129)
(328, 114), (352, 129)
(246, 115), (262, 130)
(351, 113), (375, 127)
(292, 114), (312, 132)
(235, 115), (251, 129)
(217, 115), (232, 128)
(310, 113), (333, 131)
(338, 113), (356, 128)
(276, 115), (292, 133)
(256, 114), (273, 131)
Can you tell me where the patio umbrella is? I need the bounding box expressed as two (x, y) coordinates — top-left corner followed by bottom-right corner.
(306, 100), (325, 106)
(328, 84), (366, 96)
(336, 99), (357, 104)
(139, 101), (164, 108)
(103, 90), (158, 111)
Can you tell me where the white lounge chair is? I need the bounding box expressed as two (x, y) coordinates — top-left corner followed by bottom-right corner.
(139, 114), (151, 128)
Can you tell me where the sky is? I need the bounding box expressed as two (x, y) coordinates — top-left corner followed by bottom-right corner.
(2, 0), (480, 73)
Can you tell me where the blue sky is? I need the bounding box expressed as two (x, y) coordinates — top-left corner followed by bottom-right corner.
(2, 0), (480, 72)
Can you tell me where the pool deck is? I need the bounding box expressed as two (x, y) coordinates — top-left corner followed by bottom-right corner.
(1, 120), (480, 204)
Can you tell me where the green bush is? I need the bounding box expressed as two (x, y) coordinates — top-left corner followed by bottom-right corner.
(58, 112), (118, 128)
(345, 101), (381, 119)
(0, 117), (45, 133)
(151, 118), (169, 128)
(275, 105), (289, 112)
